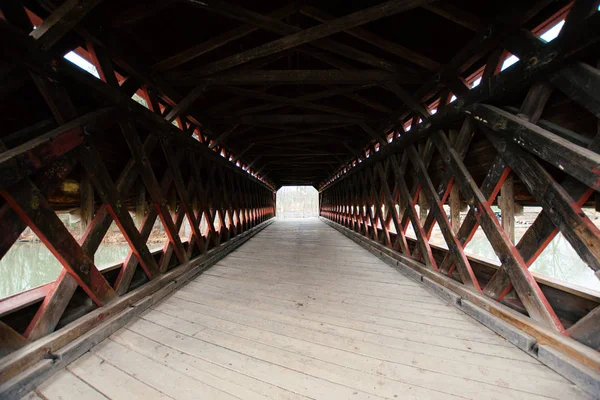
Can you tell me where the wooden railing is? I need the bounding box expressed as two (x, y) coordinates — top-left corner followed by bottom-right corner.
(319, 50), (600, 360)
(0, 18), (276, 364)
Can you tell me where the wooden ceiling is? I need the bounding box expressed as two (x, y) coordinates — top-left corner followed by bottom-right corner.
(2, 0), (578, 187)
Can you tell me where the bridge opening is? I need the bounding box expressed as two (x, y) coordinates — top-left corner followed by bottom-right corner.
(276, 186), (319, 219)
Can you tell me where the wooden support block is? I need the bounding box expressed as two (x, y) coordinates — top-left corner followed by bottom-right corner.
(422, 277), (461, 305)
(460, 300), (536, 353)
(537, 345), (600, 397)
(396, 260), (423, 282)
(0, 322), (28, 359)
(0, 359), (53, 400)
(568, 305), (600, 348)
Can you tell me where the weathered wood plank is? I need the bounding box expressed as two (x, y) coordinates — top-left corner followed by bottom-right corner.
(406, 146), (480, 290)
(568, 305), (600, 349)
(0, 322), (28, 358)
(432, 131), (564, 331)
(300, 5), (440, 71)
(0, 109), (113, 190)
(0, 178), (116, 306)
(78, 141), (161, 279)
(174, 69), (411, 85)
(30, 0), (104, 50)
(482, 129), (600, 289)
(119, 121), (187, 264)
(470, 104), (600, 193)
(153, 4), (297, 71)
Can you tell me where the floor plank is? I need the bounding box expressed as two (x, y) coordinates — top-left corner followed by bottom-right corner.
(32, 219), (591, 399)
(36, 369), (108, 400)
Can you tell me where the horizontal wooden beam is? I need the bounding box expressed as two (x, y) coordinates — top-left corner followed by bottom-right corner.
(209, 124), (241, 149)
(218, 86), (366, 118)
(170, 69), (418, 86)
(0, 108), (114, 190)
(229, 84), (377, 116)
(210, 114), (370, 124)
(471, 104), (600, 193)
(180, 0), (433, 77)
(153, 5), (297, 71)
(422, 3), (483, 31)
(30, 0), (103, 49)
(300, 5), (440, 71)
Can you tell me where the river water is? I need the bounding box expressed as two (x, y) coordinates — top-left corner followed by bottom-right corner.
(0, 243), (131, 299)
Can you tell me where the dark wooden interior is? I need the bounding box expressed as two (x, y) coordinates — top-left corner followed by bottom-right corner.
(0, 0), (599, 397)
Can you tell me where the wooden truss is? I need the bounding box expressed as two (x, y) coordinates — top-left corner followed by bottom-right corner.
(0, 9), (276, 361)
(0, 0), (598, 383)
(320, 2), (600, 353)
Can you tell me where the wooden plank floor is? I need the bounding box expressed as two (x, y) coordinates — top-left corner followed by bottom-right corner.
(29, 219), (591, 400)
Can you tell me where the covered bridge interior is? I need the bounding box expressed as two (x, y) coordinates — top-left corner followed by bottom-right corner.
(0, 0), (600, 398)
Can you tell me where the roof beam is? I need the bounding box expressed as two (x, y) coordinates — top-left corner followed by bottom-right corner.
(31, 0), (103, 50)
(384, 82), (430, 118)
(208, 124), (241, 149)
(247, 124), (355, 141)
(359, 123), (388, 146)
(300, 6), (440, 71)
(250, 153), (349, 157)
(231, 143), (254, 164)
(111, 0), (177, 28)
(229, 84), (378, 116)
(188, 70), (411, 86)
(164, 53), (285, 122)
(153, 4), (297, 71)
(268, 160), (340, 164)
(421, 3), (483, 31)
(377, 0), (564, 135)
(218, 86), (367, 118)
(319, 11), (600, 187)
(175, 0), (429, 80)
(164, 83), (209, 122)
(210, 114), (369, 125)
(294, 49), (394, 114)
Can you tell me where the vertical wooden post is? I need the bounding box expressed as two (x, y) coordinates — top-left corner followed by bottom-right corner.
(169, 187), (178, 217)
(449, 130), (461, 233)
(80, 176), (94, 234)
(419, 192), (428, 224)
(499, 173), (515, 243)
(450, 185), (460, 234)
(135, 181), (146, 228)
